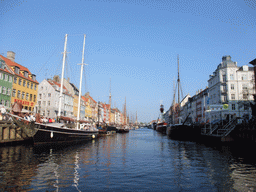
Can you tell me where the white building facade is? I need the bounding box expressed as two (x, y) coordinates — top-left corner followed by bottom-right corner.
(173, 55), (255, 125)
(37, 79), (74, 118)
(208, 55), (254, 121)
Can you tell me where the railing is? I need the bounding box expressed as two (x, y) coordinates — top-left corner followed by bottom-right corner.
(215, 118), (237, 137)
(201, 124), (218, 135)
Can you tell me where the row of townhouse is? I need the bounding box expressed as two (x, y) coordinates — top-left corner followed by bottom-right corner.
(37, 77), (127, 124)
(0, 52), (39, 111)
(0, 51), (128, 125)
(167, 55), (255, 124)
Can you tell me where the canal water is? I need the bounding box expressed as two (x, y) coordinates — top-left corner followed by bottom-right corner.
(0, 128), (256, 192)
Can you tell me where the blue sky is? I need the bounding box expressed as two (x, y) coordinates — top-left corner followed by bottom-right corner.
(1, 0), (256, 122)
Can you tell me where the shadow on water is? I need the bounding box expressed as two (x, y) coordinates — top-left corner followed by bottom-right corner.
(166, 137), (256, 191)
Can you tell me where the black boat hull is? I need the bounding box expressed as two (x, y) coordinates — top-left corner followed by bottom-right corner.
(33, 123), (98, 145)
(167, 124), (201, 141)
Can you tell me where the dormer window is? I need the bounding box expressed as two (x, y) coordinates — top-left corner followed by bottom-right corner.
(31, 74), (36, 81)
(15, 66), (20, 74)
(0, 59), (6, 69)
(24, 71), (28, 78)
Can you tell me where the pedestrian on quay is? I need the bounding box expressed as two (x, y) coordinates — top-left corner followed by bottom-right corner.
(24, 113), (30, 121)
(30, 113), (35, 121)
(0, 105), (7, 121)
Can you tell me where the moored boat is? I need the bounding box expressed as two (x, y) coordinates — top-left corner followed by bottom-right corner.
(156, 122), (168, 134)
(10, 34), (99, 145)
(166, 123), (201, 140)
(116, 126), (129, 133)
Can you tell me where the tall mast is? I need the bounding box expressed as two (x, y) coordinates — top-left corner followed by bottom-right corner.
(58, 34), (68, 118)
(77, 34), (86, 129)
(109, 77), (111, 124)
(124, 97), (126, 125)
(177, 54), (180, 104)
(109, 77), (111, 108)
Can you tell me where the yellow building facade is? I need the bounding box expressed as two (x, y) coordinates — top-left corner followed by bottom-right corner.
(73, 95), (79, 117)
(2, 52), (39, 111)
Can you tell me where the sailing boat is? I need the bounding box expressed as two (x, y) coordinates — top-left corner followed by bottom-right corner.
(166, 55), (200, 140)
(10, 34), (98, 145)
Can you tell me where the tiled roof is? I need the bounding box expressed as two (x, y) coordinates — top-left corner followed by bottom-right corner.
(89, 95), (97, 103)
(47, 79), (73, 97)
(0, 55), (39, 84)
(0, 58), (14, 75)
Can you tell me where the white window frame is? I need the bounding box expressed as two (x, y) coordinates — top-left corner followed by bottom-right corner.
(7, 88), (11, 96)
(2, 87), (6, 94)
(4, 74), (8, 81)
(12, 89), (16, 97)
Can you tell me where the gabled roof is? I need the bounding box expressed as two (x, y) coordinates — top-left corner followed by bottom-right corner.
(47, 79), (73, 97)
(0, 57), (15, 75)
(0, 55), (38, 84)
(88, 95), (97, 103)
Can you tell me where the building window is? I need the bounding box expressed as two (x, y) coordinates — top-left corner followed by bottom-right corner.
(1, 100), (4, 105)
(48, 93), (51, 97)
(242, 84), (248, 90)
(27, 82), (30, 88)
(19, 79), (22, 85)
(232, 104), (236, 110)
(231, 84), (234, 90)
(15, 66), (20, 74)
(14, 77), (17, 83)
(223, 95), (227, 102)
(43, 101), (46, 106)
(47, 110), (50, 116)
(9, 76), (12, 82)
(38, 101), (41, 106)
(242, 74), (247, 80)
(231, 94), (235, 100)
(0, 86), (2, 93)
(2, 87), (6, 94)
(48, 101), (50, 106)
(230, 74), (234, 80)
(4, 74), (8, 81)
(17, 90), (21, 98)
(24, 71), (28, 78)
(34, 84), (37, 90)
(34, 95), (36, 102)
(23, 80), (26, 87)
(7, 88), (11, 96)
(12, 89), (16, 97)
(30, 94), (32, 101)
(31, 83), (33, 89)
(223, 85), (227, 92)
(39, 94), (42, 99)
(0, 72), (2, 79)
(6, 100), (9, 107)
(243, 94), (248, 100)
(22, 92), (25, 99)
(26, 93), (29, 100)
(222, 75), (226, 82)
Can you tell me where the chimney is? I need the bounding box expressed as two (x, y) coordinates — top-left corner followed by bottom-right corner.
(7, 51), (15, 62)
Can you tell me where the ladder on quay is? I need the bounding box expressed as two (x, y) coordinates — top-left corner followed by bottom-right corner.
(210, 118), (238, 137)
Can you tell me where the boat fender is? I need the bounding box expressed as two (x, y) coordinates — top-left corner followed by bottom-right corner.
(50, 131), (53, 138)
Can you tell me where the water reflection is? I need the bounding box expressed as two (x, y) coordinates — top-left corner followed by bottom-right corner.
(0, 129), (256, 191)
